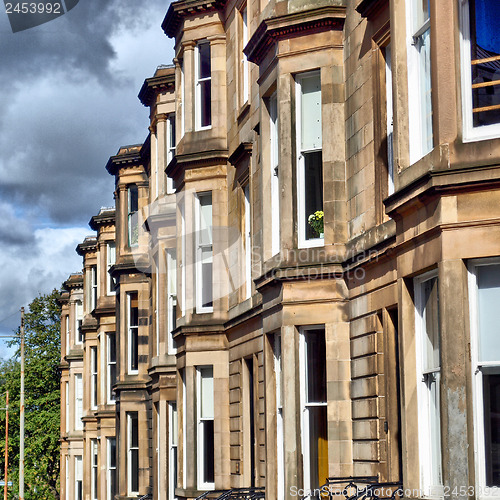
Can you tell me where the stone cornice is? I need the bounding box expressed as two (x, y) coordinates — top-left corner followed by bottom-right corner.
(245, 6), (346, 65)
(105, 144), (144, 177)
(76, 236), (97, 256)
(162, 0), (227, 38)
(228, 142), (252, 166)
(89, 208), (115, 231)
(166, 149), (229, 178)
(138, 66), (175, 107)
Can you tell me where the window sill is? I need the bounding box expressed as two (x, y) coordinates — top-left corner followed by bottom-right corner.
(237, 102), (250, 123)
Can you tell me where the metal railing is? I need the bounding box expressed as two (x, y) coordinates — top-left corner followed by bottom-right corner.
(195, 487), (265, 499)
(300, 477), (403, 500)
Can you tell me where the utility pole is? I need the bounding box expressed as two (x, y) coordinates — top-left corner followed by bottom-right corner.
(19, 307), (24, 500)
(3, 391), (8, 500)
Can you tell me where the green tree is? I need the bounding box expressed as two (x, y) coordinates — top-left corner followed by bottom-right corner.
(0, 290), (61, 499)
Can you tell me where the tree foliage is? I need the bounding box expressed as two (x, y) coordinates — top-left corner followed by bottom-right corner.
(0, 290), (61, 499)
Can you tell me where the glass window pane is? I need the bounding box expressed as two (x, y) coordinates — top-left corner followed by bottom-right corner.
(202, 420), (215, 483)
(109, 438), (116, 468)
(201, 259), (213, 309)
(129, 185), (138, 214)
(199, 194), (213, 245)
(301, 74), (322, 151)
(418, 29), (433, 154)
(478, 265), (500, 362)
(306, 329), (326, 403)
(109, 334), (116, 363)
(200, 80), (212, 128)
(199, 43), (211, 79)
(200, 367), (214, 419)
(304, 151), (323, 240)
(131, 449), (139, 491)
(483, 372), (500, 486)
(422, 277), (440, 371)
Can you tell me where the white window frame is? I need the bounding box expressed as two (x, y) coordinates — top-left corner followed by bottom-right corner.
(195, 41), (212, 131)
(75, 300), (83, 344)
(90, 346), (98, 410)
(273, 333), (284, 499)
(295, 71), (324, 249)
(75, 373), (83, 431)
(469, 258), (500, 498)
(128, 185), (139, 248)
(414, 270), (443, 497)
(167, 248), (178, 355)
(385, 43), (395, 195)
(180, 197), (186, 316)
(299, 325), (328, 493)
(107, 242), (116, 295)
(244, 185), (252, 300)
(169, 402), (178, 500)
(107, 437), (117, 500)
(91, 439), (98, 500)
(127, 292), (139, 375)
(181, 59), (185, 137)
(166, 114), (176, 195)
(406, 0), (433, 164)
(65, 381), (70, 434)
(460, 0), (500, 142)
(240, 5), (249, 104)
(195, 192), (213, 314)
(196, 366), (215, 490)
(107, 333), (116, 404)
(65, 455), (69, 500)
(127, 412), (140, 496)
(90, 265), (97, 311)
(75, 455), (83, 500)
(65, 314), (70, 355)
(270, 91), (280, 256)
(182, 370), (187, 490)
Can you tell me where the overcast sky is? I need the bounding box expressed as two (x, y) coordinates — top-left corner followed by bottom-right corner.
(0, 0), (174, 353)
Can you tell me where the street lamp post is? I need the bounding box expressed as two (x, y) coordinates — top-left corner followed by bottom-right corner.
(19, 307), (24, 500)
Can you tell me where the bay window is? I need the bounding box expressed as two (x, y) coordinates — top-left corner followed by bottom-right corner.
(296, 72), (323, 247)
(65, 314), (69, 354)
(128, 185), (139, 247)
(107, 333), (116, 403)
(90, 265), (97, 311)
(107, 437), (117, 500)
(269, 91), (280, 256)
(415, 272), (442, 496)
(107, 242), (116, 295)
(274, 334), (284, 498)
(244, 185), (251, 300)
(300, 327), (328, 494)
(469, 261), (500, 492)
(75, 455), (83, 500)
(127, 412), (139, 495)
(407, 0), (433, 163)
(197, 366), (215, 489)
(128, 292), (139, 374)
(195, 193), (213, 313)
(167, 249), (177, 354)
(90, 346), (98, 410)
(240, 6), (249, 104)
(75, 373), (83, 431)
(461, 0), (500, 140)
(167, 114), (176, 194)
(91, 439), (98, 500)
(196, 41), (211, 130)
(385, 43), (395, 195)
(169, 402), (178, 500)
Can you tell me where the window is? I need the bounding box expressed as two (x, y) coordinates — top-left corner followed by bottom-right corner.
(181, 198), (186, 316)
(75, 373), (83, 431)
(180, 59), (185, 137)
(167, 249), (177, 354)
(197, 366), (215, 489)
(300, 327), (328, 495)
(469, 261), (500, 492)
(75, 455), (83, 500)
(182, 369), (187, 490)
(385, 43), (395, 195)
(65, 381), (69, 434)
(128, 185), (139, 247)
(415, 272), (442, 496)
(461, 0), (500, 140)
(75, 300), (83, 344)
(244, 185), (252, 300)
(195, 193), (213, 313)
(407, 0), (433, 163)
(240, 6), (249, 104)
(91, 439), (98, 500)
(269, 91), (280, 256)
(296, 72), (323, 247)
(167, 114), (176, 194)
(128, 412), (139, 495)
(107, 437), (117, 500)
(169, 402), (178, 500)
(65, 314), (69, 355)
(274, 334), (284, 498)
(90, 265), (97, 311)
(91, 346), (98, 410)
(128, 292), (139, 374)
(107, 242), (116, 295)
(65, 455), (69, 500)
(107, 333), (116, 403)
(195, 41), (211, 129)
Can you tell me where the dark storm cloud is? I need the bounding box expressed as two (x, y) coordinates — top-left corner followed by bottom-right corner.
(0, 0), (173, 224)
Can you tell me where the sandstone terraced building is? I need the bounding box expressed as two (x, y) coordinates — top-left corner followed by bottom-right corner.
(60, 0), (500, 498)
